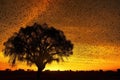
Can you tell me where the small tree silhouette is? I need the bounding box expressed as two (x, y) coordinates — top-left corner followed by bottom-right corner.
(3, 23), (73, 80)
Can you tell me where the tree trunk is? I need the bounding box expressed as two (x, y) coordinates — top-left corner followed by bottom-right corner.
(35, 62), (46, 80)
(37, 67), (42, 80)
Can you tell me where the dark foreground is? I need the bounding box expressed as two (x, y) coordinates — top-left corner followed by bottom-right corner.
(0, 69), (120, 80)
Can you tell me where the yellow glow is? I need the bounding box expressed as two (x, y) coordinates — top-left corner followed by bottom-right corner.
(1, 43), (120, 71)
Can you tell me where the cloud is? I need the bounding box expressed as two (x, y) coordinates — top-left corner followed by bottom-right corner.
(0, 0), (54, 51)
(35, 0), (120, 46)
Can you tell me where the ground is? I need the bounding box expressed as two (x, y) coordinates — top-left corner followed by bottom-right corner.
(0, 70), (120, 80)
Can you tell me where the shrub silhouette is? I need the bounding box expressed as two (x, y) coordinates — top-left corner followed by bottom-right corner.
(3, 23), (73, 80)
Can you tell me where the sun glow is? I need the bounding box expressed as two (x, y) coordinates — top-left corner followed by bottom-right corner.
(0, 44), (120, 71)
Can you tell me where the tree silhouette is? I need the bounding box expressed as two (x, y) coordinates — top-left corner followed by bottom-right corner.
(3, 23), (73, 80)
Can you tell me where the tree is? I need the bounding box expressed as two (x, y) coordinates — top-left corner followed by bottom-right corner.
(3, 23), (73, 80)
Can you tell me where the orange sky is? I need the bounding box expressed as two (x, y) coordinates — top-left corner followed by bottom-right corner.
(0, 0), (120, 71)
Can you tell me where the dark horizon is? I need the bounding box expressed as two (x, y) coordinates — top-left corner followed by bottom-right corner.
(1, 68), (120, 72)
(0, 69), (120, 80)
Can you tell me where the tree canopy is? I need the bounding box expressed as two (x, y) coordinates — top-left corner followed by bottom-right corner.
(3, 23), (73, 71)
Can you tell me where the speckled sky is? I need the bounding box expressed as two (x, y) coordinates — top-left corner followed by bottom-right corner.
(0, 0), (120, 71)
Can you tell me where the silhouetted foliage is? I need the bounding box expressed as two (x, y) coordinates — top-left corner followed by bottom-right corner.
(3, 23), (73, 80)
(5, 69), (11, 71)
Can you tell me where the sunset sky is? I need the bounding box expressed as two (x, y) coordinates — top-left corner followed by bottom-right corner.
(0, 0), (120, 71)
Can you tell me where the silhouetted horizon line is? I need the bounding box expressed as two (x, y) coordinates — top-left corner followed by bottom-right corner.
(1, 68), (120, 72)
